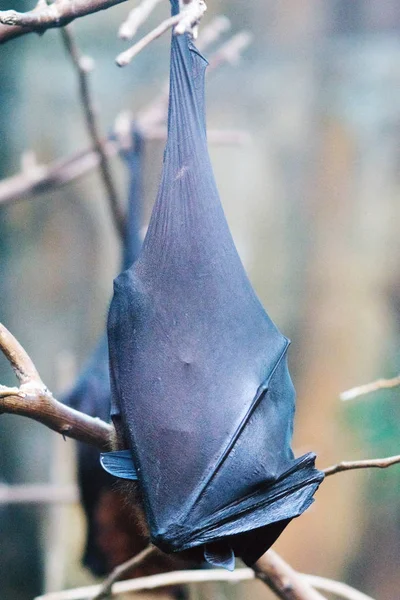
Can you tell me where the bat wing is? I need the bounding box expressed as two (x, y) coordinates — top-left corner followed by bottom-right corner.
(63, 125), (144, 575)
(107, 0), (323, 568)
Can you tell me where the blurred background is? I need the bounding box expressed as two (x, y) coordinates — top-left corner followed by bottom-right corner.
(1, 0), (400, 598)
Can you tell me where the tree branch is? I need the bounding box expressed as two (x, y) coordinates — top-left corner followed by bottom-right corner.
(93, 545), (157, 600)
(340, 374), (400, 401)
(118, 0), (164, 40)
(116, 0), (207, 67)
(34, 563), (374, 600)
(253, 551), (326, 600)
(323, 454), (400, 477)
(0, 323), (113, 450)
(0, 483), (78, 505)
(0, 0), (128, 45)
(61, 26), (125, 240)
(0, 127), (248, 208)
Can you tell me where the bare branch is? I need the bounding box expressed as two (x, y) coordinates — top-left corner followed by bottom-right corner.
(340, 375), (400, 401)
(323, 454), (400, 477)
(0, 0), (129, 45)
(93, 545), (157, 599)
(208, 31), (253, 70)
(305, 575), (375, 600)
(0, 483), (78, 505)
(34, 564), (375, 600)
(116, 0), (207, 67)
(0, 323), (113, 450)
(0, 323), (42, 385)
(116, 13), (182, 66)
(118, 0), (164, 40)
(61, 26), (125, 240)
(195, 15), (231, 51)
(174, 0), (206, 38)
(254, 551), (326, 600)
(0, 127), (247, 208)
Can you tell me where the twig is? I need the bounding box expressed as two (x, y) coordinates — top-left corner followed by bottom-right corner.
(118, 0), (164, 40)
(0, 128), (247, 208)
(195, 14), (231, 51)
(305, 575), (375, 600)
(116, 0), (207, 67)
(0, 323), (113, 450)
(0, 0), (129, 45)
(33, 564), (374, 600)
(116, 13), (182, 66)
(207, 31), (253, 70)
(61, 26), (125, 240)
(0, 483), (79, 505)
(253, 551), (326, 600)
(323, 454), (400, 477)
(340, 375), (400, 401)
(93, 545), (156, 599)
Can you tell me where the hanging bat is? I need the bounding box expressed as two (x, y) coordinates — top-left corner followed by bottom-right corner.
(103, 0), (324, 571)
(63, 128), (145, 576)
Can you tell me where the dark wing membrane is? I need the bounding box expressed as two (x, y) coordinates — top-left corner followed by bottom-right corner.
(63, 126), (144, 575)
(108, 0), (323, 563)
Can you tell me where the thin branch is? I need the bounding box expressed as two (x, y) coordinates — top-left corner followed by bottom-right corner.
(118, 0), (164, 40)
(61, 26), (125, 240)
(93, 545), (156, 600)
(340, 375), (400, 401)
(207, 31), (253, 70)
(305, 575), (375, 600)
(0, 483), (79, 505)
(195, 14), (231, 51)
(34, 564), (374, 600)
(0, 127), (248, 208)
(0, 323), (113, 450)
(323, 454), (400, 477)
(253, 551), (326, 600)
(116, 0), (207, 67)
(0, 0), (129, 45)
(0, 24), (251, 208)
(116, 13), (182, 66)
(0, 323), (42, 385)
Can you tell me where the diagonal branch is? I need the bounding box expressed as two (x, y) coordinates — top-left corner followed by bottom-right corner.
(92, 545), (157, 600)
(118, 0), (164, 40)
(253, 551), (326, 600)
(61, 26), (125, 240)
(0, 128), (248, 208)
(0, 323), (113, 450)
(340, 375), (400, 401)
(0, 0), (129, 45)
(323, 454), (400, 477)
(116, 0), (207, 67)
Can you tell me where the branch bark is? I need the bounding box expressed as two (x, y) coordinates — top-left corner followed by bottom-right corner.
(0, 0), (128, 45)
(34, 562), (374, 600)
(323, 454), (400, 477)
(253, 551), (326, 600)
(93, 545), (157, 600)
(116, 0), (207, 67)
(61, 26), (125, 240)
(0, 323), (113, 450)
(340, 374), (400, 401)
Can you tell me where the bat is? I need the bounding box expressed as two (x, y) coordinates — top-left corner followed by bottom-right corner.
(104, 0), (324, 571)
(63, 127), (145, 575)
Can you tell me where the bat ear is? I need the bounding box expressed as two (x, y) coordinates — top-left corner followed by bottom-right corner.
(204, 542), (235, 571)
(100, 450), (139, 481)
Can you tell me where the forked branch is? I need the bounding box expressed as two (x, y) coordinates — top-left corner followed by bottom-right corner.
(0, 323), (112, 450)
(0, 0), (129, 45)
